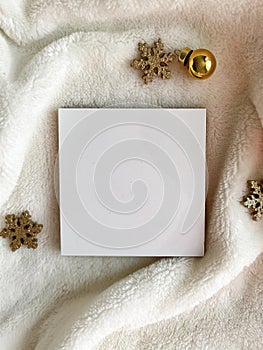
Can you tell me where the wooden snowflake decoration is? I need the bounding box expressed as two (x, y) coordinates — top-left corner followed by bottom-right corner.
(0, 211), (43, 251)
(131, 38), (175, 84)
(241, 180), (263, 221)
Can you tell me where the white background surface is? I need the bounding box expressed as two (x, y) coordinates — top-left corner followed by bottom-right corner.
(0, 1), (262, 349)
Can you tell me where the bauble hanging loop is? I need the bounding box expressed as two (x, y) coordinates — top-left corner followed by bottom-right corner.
(177, 47), (216, 80)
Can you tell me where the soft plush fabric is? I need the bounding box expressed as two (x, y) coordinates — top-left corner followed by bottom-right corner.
(0, 1), (262, 349)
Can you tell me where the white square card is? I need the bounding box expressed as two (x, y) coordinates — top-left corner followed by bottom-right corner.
(58, 108), (206, 256)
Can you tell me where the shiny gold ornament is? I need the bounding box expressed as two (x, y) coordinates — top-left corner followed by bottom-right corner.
(131, 39), (175, 84)
(0, 211), (43, 251)
(177, 47), (216, 79)
(241, 180), (263, 221)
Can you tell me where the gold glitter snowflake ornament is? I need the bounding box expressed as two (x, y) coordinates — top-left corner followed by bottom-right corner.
(241, 180), (263, 221)
(131, 38), (175, 84)
(0, 211), (43, 251)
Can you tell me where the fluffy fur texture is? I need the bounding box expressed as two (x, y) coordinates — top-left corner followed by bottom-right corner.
(0, 1), (262, 349)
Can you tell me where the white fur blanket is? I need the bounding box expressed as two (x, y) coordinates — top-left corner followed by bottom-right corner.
(0, 1), (262, 349)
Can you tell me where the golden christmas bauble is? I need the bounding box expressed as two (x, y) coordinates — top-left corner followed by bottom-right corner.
(178, 48), (216, 79)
